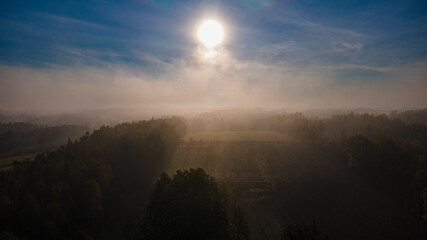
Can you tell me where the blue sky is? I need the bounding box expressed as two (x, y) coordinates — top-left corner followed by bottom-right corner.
(1, 0), (427, 112)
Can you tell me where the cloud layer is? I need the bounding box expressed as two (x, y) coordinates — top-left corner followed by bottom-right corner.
(1, 1), (426, 114)
(1, 47), (426, 114)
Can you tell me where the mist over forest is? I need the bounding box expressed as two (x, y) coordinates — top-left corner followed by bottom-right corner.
(2, 0), (427, 239)
(1, 108), (427, 239)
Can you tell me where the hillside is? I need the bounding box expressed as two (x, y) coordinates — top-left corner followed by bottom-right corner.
(0, 119), (187, 239)
(0, 123), (89, 158)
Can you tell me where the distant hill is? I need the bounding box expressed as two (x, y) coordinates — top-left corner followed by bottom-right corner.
(0, 122), (89, 158)
(1, 107), (425, 129)
(392, 109), (427, 124)
(0, 108), (154, 128)
(199, 108), (275, 120)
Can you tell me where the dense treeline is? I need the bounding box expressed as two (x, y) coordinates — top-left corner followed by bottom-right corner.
(0, 123), (89, 157)
(0, 118), (186, 239)
(192, 110), (424, 139)
(282, 113), (427, 226)
(136, 168), (249, 240)
(281, 222), (328, 240)
(340, 134), (427, 225)
(297, 113), (427, 227)
(324, 113), (427, 142)
(391, 109), (427, 125)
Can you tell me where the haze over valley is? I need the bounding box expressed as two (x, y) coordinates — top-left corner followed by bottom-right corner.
(1, 1), (427, 239)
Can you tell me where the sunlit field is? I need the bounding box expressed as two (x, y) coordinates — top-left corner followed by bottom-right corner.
(0, 153), (37, 170)
(183, 131), (292, 142)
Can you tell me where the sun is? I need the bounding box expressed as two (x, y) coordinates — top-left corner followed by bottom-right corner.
(197, 20), (224, 48)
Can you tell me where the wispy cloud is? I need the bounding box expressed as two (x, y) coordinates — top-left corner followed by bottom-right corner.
(64, 48), (112, 67)
(1, 49), (425, 113)
(0, 0), (426, 113)
(340, 42), (364, 51)
(35, 12), (113, 30)
(290, 19), (368, 39)
(325, 64), (391, 72)
(134, 52), (172, 66)
(270, 8), (370, 39)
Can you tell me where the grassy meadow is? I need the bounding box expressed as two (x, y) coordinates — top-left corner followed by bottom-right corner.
(0, 153), (37, 170)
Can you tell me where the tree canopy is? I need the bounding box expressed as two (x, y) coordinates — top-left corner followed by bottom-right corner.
(136, 168), (249, 240)
(282, 222), (328, 240)
(0, 118), (186, 239)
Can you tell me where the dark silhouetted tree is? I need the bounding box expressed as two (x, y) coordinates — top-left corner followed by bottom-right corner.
(281, 222), (328, 240)
(230, 203), (250, 240)
(136, 168), (249, 240)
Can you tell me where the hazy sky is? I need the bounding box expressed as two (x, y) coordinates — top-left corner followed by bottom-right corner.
(1, 0), (427, 113)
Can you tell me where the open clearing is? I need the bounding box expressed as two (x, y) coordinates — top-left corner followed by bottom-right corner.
(183, 130), (292, 142)
(167, 131), (426, 240)
(0, 153), (37, 170)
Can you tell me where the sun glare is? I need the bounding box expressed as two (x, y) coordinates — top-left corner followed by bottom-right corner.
(197, 20), (224, 48)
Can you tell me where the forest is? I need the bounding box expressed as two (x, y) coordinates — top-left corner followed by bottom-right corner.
(0, 110), (426, 239)
(0, 118), (186, 239)
(0, 123), (89, 158)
